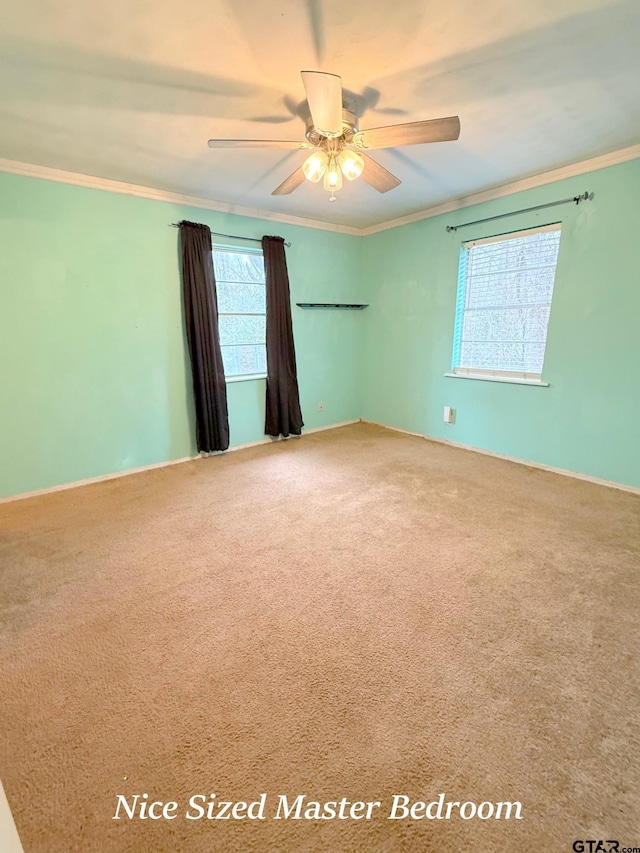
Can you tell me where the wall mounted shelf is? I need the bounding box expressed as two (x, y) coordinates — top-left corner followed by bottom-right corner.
(296, 303), (369, 310)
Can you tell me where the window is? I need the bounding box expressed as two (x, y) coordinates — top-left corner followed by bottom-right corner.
(451, 223), (562, 385)
(213, 246), (267, 380)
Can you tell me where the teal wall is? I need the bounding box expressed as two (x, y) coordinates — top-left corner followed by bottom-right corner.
(0, 171), (362, 498)
(2, 156), (639, 499)
(360, 158), (640, 489)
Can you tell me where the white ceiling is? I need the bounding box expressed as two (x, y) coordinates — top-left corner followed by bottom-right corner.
(1, 0), (639, 229)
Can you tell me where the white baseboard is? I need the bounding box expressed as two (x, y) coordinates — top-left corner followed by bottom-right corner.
(303, 419), (360, 435)
(363, 420), (640, 496)
(0, 420), (361, 505)
(201, 420), (361, 456)
(0, 454), (201, 505)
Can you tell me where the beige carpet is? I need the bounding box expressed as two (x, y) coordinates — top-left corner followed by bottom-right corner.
(1, 422), (639, 852)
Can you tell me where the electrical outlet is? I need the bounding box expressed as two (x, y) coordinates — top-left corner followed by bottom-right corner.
(317, 401), (324, 411)
(443, 406), (456, 425)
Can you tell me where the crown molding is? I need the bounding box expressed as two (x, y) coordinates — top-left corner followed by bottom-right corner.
(357, 143), (640, 235)
(1, 143), (639, 238)
(0, 157), (362, 237)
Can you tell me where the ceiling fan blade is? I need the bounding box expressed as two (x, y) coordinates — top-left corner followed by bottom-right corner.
(359, 154), (401, 193)
(208, 138), (309, 149)
(353, 116), (460, 150)
(301, 71), (343, 137)
(272, 166), (306, 196)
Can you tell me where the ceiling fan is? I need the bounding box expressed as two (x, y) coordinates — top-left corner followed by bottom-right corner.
(207, 71), (460, 202)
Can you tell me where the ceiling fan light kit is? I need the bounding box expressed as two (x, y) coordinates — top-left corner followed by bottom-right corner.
(323, 156), (343, 201)
(207, 71), (461, 202)
(301, 150), (327, 183)
(301, 148), (364, 200)
(338, 150), (365, 181)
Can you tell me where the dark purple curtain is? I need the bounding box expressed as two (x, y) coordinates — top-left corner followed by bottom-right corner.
(263, 236), (303, 437)
(179, 221), (229, 452)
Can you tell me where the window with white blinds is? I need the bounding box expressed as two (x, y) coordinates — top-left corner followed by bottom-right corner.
(213, 246), (267, 380)
(451, 223), (562, 382)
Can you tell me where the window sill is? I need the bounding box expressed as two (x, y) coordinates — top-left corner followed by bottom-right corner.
(443, 372), (549, 387)
(225, 374), (267, 384)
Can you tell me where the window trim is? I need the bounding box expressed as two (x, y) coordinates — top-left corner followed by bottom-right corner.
(451, 222), (561, 384)
(461, 221), (561, 249)
(212, 244), (267, 382)
(226, 374), (267, 384)
(444, 369), (549, 387)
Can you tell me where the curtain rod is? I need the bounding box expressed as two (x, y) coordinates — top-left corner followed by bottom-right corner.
(445, 192), (590, 233)
(170, 224), (290, 247)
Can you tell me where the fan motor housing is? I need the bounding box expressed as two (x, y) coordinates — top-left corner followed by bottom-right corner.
(305, 110), (359, 147)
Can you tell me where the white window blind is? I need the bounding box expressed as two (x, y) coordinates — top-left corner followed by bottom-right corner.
(213, 246), (267, 379)
(452, 223), (561, 381)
